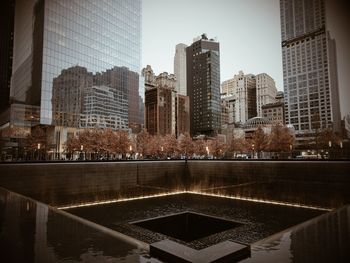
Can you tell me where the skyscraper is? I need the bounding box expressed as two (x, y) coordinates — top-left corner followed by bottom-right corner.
(175, 94), (190, 137)
(280, 0), (341, 145)
(256, 73), (277, 117)
(186, 34), (221, 137)
(234, 71), (257, 124)
(9, 0), (142, 130)
(174, 43), (187, 96)
(143, 65), (176, 136)
(0, 0), (15, 116)
(221, 71), (257, 125)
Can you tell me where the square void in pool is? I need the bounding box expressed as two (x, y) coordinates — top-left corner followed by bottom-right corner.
(132, 211), (242, 242)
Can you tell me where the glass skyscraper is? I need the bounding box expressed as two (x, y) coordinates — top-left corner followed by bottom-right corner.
(10, 0), (142, 130)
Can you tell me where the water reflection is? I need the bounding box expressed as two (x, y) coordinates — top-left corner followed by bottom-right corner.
(197, 180), (350, 209)
(242, 205), (350, 263)
(0, 188), (147, 262)
(66, 193), (324, 249)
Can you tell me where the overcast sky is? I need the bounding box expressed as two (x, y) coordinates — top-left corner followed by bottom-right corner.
(142, 0), (350, 117)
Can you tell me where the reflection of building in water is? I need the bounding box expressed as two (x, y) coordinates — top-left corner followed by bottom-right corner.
(0, 191), (37, 262)
(290, 206), (350, 262)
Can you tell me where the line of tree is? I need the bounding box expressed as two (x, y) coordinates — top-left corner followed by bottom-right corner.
(62, 124), (296, 160)
(18, 123), (343, 160)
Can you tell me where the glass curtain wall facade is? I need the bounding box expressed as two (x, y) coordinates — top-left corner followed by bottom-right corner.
(11, 0), (142, 130)
(0, 0), (15, 116)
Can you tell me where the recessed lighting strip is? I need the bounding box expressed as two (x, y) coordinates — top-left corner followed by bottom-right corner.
(58, 190), (331, 211)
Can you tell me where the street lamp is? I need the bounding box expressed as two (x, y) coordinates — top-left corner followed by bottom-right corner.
(252, 144), (255, 159)
(340, 140), (343, 159)
(129, 145), (133, 160)
(160, 146), (164, 159)
(37, 143), (41, 160)
(205, 146), (209, 157)
(80, 145), (84, 161)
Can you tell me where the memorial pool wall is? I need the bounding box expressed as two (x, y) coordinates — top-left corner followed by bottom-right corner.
(0, 160), (349, 208)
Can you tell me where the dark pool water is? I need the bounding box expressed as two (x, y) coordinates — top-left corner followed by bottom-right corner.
(66, 193), (324, 250)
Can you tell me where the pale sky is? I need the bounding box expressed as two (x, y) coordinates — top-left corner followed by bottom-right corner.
(142, 0), (350, 117)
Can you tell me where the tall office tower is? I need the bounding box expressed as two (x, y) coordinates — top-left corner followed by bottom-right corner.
(174, 43), (188, 96)
(234, 71), (257, 124)
(220, 95), (236, 126)
(143, 65), (176, 136)
(0, 0), (15, 116)
(221, 78), (235, 95)
(221, 71), (256, 125)
(186, 34), (221, 137)
(175, 94), (190, 137)
(256, 73), (277, 117)
(9, 0), (142, 130)
(280, 0), (341, 145)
